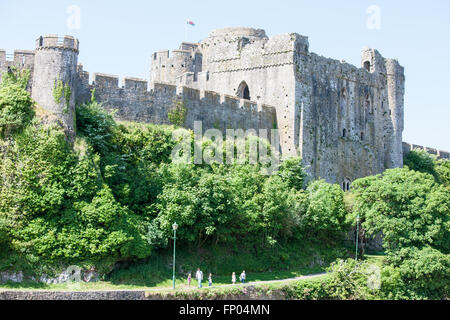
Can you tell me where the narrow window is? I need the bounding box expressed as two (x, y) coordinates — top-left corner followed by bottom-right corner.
(364, 61), (371, 72)
(366, 95), (372, 114)
(343, 178), (351, 192)
(343, 128), (347, 138)
(361, 132), (364, 141)
(237, 81), (251, 100)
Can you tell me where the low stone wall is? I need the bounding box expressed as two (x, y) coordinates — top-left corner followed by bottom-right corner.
(0, 285), (284, 300)
(403, 142), (449, 160)
(0, 269), (99, 285)
(0, 290), (149, 300)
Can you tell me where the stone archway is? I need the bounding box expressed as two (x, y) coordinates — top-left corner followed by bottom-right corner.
(237, 81), (251, 100)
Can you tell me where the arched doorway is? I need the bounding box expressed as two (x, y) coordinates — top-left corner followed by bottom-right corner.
(237, 81), (251, 100)
(342, 178), (352, 191)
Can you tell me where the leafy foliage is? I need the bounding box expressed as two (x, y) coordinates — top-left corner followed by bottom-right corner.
(404, 149), (437, 177)
(167, 100), (187, 127)
(351, 166), (450, 300)
(381, 246), (450, 299)
(277, 157), (306, 190)
(0, 69), (34, 137)
(352, 168), (449, 254)
(404, 149), (450, 187)
(303, 180), (349, 240)
(1, 96), (352, 274)
(1, 71), (449, 299)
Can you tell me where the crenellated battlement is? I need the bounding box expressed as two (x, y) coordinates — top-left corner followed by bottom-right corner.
(35, 35), (79, 52)
(403, 142), (449, 160)
(73, 61), (276, 132)
(1, 28), (425, 185)
(123, 77), (147, 91)
(202, 90), (220, 104)
(93, 73), (119, 89)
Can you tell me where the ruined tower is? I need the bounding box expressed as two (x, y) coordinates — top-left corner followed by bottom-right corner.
(385, 59), (405, 168)
(31, 35), (79, 142)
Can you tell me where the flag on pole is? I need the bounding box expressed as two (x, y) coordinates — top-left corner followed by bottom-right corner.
(187, 19), (195, 26)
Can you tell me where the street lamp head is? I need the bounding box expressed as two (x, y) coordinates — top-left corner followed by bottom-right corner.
(172, 222), (178, 231)
(356, 215), (360, 223)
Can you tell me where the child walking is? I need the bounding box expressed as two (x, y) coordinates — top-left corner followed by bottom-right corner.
(208, 273), (212, 287)
(187, 273), (192, 288)
(232, 272), (236, 285)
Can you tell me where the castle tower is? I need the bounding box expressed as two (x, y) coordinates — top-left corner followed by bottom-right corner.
(31, 35), (79, 142)
(150, 43), (200, 87)
(385, 58), (405, 168)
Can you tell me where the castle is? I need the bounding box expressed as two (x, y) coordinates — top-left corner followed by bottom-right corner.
(1, 28), (448, 187)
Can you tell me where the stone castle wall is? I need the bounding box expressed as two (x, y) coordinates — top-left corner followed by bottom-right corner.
(0, 49), (35, 89)
(1, 29), (448, 186)
(294, 48), (403, 185)
(403, 142), (450, 160)
(75, 67), (277, 136)
(150, 27), (409, 185)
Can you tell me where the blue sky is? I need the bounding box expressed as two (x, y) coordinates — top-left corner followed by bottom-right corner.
(1, 0), (449, 151)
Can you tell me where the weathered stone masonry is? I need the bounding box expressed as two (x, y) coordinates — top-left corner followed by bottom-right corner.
(1, 28), (447, 185)
(75, 69), (276, 136)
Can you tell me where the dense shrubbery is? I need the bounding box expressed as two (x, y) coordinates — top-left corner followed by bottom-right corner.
(349, 151), (450, 299)
(352, 168), (449, 254)
(0, 84), (351, 275)
(1, 74), (448, 299)
(0, 69), (34, 137)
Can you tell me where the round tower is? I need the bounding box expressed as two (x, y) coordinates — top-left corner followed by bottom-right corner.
(32, 35), (79, 142)
(385, 58), (405, 168)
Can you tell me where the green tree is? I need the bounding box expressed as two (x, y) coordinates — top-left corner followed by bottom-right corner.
(76, 100), (117, 155)
(352, 168), (450, 255)
(277, 157), (306, 190)
(404, 149), (436, 178)
(303, 180), (348, 241)
(167, 100), (187, 127)
(0, 69), (34, 137)
(435, 159), (450, 188)
(381, 246), (450, 299)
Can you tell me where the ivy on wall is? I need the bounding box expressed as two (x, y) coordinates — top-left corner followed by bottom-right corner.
(53, 80), (72, 113)
(168, 100), (187, 127)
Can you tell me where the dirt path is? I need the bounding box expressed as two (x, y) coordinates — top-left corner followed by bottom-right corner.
(143, 272), (328, 292)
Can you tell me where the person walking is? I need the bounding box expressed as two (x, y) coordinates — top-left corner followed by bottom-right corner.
(187, 273), (192, 288)
(196, 268), (203, 288)
(208, 273), (212, 287)
(232, 272), (236, 285)
(240, 271), (246, 284)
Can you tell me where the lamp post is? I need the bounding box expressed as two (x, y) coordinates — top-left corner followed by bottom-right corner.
(355, 215), (360, 261)
(172, 222), (178, 290)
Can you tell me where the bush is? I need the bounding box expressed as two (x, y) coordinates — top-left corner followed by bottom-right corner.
(384, 247), (450, 299)
(75, 100), (117, 155)
(404, 149), (437, 178)
(352, 168), (450, 254)
(303, 180), (348, 241)
(0, 69), (34, 137)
